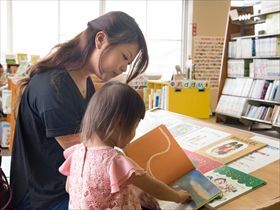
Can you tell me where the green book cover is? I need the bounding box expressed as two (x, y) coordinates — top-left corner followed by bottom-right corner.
(205, 166), (266, 208)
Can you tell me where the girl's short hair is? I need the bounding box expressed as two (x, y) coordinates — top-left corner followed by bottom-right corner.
(81, 81), (145, 145)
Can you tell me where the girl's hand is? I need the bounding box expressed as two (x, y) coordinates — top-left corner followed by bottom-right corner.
(139, 191), (160, 210)
(176, 190), (192, 204)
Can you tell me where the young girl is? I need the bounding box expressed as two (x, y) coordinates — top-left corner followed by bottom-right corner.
(59, 81), (191, 209)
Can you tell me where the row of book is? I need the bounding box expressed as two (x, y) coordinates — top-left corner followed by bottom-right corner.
(251, 59), (280, 78)
(249, 79), (280, 101)
(142, 86), (168, 110)
(227, 59), (280, 78)
(136, 112), (279, 209)
(228, 37), (280, 58)
(259, 1), (280, 14)
(227, 59), (250, 77)
(244, 104), (280, 124)
(222, 78), (280, 101)
(222, 78), (253, 97)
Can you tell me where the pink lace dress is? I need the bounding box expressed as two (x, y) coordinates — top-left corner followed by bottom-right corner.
(59, 144), (145, 210)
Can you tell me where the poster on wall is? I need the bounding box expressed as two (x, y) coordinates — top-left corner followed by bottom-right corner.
(193, 36), (224, 87)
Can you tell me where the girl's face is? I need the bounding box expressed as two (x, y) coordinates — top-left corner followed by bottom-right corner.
(117, 120), (140, 149)
(89, 32), (139, 81)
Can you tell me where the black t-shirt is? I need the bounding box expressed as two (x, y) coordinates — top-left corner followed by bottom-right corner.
(10, 69), (95, 208)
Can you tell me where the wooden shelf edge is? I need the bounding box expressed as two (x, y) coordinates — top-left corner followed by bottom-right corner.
(241, 116), (273, 125)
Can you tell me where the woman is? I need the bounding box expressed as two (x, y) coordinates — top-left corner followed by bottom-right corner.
(10, 11), (148, 209)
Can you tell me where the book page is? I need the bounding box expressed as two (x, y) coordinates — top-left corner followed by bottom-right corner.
(160, 170), (222, 210)
(125, 125), (194, 184)
(176, 127), (231, 151)
(228, 136), (280, 173)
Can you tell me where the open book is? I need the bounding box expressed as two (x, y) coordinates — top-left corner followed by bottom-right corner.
(205, 166), (266, 209)
(124, 124), (222, 210)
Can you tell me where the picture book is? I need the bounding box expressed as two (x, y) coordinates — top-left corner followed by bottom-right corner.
(204, 166), (266, 208)
(124, 124), (222, 210)
(176, 127), (230, 152)
(184, 150), (223, 174)
(228, 136), (280, 173)
(196, 135), (266, 164)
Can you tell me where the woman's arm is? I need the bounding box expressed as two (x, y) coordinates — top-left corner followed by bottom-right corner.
(131, 174), (191, 203)
(55, 134), (81, 149)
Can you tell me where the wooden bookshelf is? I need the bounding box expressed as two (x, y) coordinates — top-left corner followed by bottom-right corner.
(251, 9), (280, 18)
(232, 32), (280, 40)
(248, 98), (280, 106)
(216, 3), (280, 132)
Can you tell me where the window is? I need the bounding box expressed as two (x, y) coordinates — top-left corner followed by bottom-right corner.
(0, 0), (189, 76)
(59, 1), (99, 42)
(12, 0), (58, 57)
(106, 0), (184, 75)
(0, 0), (8, 64)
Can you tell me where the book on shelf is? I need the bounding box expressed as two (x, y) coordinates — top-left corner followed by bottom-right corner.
(222, 78), (253, 97)
(260, 1), (280, 14)
(272, 105), (280, 125)
(204, 165), (266, 209)
(265, 13), (280, 34)
(124, 124), (222, 210)
(227, 59), (251, 77)
(216, 95), (247, 118)
(196, 135), (266, 164)
(244, 104), (274, 122)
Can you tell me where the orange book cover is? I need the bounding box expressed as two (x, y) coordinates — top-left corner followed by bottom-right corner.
(124, 124), (195, 185)
(124, 124), (222, 210)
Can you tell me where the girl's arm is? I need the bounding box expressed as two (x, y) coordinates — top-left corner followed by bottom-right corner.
(131, 173), (191, 203)
(65, 177), (69, 193)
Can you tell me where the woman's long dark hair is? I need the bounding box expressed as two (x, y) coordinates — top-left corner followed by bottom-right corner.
(80, 81), (145, 145)
(15, 11), (148, 117)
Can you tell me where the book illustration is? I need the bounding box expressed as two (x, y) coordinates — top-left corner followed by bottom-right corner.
(168, 121), (201, 140)
(197, 135), (266, 164)
(124, 124), (222, 209)
(160, 170), (222, 210)
(176, 127), (230, 151)
(205, 166), (266, 208)
(206, 140), (247, 158)
(184, 150), (223, 174)
(229, 135), (280, 173)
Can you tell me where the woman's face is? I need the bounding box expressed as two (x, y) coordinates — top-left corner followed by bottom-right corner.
(89, 32), (139, 81)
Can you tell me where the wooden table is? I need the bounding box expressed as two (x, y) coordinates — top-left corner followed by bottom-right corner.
(149, 109), (280, 210)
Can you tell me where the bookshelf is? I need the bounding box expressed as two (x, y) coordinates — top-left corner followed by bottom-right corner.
(145, 80), (210, 119)
(217, 2), (280, 132)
